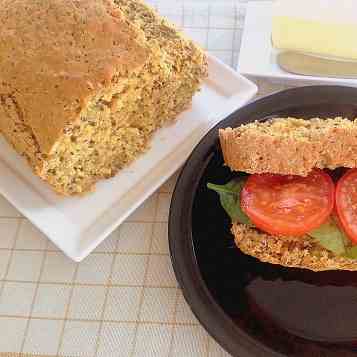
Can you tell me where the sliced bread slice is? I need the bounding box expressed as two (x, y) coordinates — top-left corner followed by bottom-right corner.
(232, 223), (357, 271)
(219, 117), (357, 176)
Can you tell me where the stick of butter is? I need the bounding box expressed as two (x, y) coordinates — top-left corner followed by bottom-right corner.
(272, 0), (357, 60)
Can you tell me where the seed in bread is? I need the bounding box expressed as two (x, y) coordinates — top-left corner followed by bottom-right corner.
(0, 0), (208, 195)
(219, 117), (357, 176)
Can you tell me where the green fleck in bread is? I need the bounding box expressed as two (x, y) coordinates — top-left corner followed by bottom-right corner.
(0, 0), (207, 195)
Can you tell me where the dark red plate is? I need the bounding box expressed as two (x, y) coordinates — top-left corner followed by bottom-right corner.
(169, 86), (357, 357)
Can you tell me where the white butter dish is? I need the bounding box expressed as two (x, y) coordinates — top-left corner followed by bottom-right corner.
(238, 2), (357, 87)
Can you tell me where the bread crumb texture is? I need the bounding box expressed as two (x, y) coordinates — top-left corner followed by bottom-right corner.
(232, 223), (357, 271)
(0, 0), (208, 195)
(220, 117), (357, 176)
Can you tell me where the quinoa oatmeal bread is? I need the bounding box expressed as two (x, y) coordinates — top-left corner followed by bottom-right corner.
(0, 0), (207, 195)
(232, 224), (357, 272)
(220, 117), (357, 176)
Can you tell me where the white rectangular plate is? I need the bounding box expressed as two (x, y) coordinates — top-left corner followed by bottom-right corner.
(238, 2), (357, 87)
(0, 55), (257, 261)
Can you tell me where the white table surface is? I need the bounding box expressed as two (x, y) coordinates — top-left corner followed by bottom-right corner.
(0, 1), (284, 356)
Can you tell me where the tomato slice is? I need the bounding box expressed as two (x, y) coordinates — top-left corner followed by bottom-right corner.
(336, 169), (357, 243)
(241, 169), (335, 236)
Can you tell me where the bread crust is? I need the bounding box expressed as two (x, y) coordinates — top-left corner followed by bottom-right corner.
(219, 117), (357, 176)
(232, 223), (357, 271)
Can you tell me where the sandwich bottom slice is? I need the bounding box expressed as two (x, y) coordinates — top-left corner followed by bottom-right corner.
(232, 223), (357, 272)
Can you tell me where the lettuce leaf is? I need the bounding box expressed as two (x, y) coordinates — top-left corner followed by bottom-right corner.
(308, 218), (357, 259)
(345, 246), (357, 259)
(308, 218), (348, 255)
(207, 178), (253, 226)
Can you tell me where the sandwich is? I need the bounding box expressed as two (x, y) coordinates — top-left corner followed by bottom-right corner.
(208, 117), (357, 271)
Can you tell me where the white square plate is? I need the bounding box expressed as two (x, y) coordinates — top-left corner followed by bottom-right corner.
(238, 1), (357, 87)
(0, 55), (257, 261)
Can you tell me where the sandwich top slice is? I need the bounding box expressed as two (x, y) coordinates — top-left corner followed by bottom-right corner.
(208, 117), (357, 271)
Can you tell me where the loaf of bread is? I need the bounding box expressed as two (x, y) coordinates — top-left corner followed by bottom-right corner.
(220, 117), (357, 176)
(0, 0), (207, 195)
